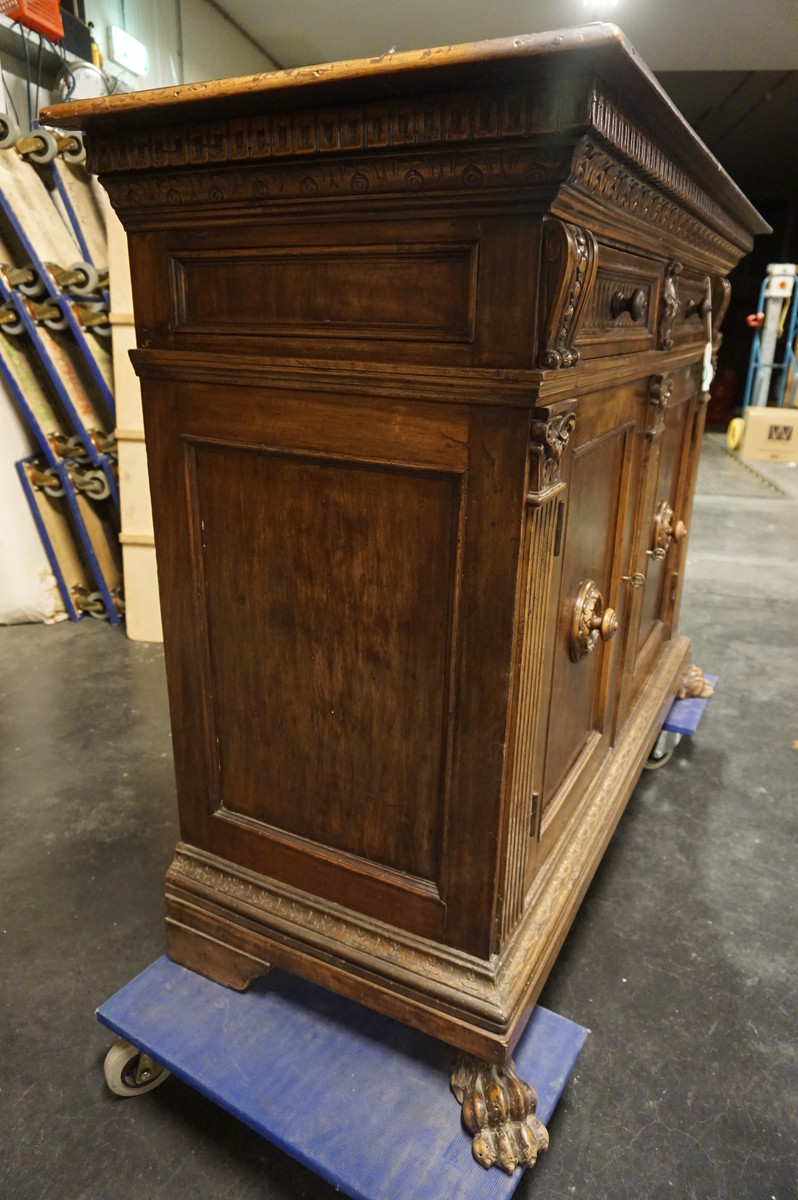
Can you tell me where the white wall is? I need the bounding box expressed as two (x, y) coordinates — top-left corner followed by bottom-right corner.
(179, 0), (277, 83)
(83, 0), (276, 90)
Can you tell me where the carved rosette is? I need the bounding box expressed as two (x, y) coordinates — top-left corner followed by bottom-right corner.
(569, 579), (619, 662)
(451, 1054), (549, 1174)
(659, 261), (683, 350)
(538, 218), (598, 369)
(528, 410), (576, 496)
(648, 373), (672, 438)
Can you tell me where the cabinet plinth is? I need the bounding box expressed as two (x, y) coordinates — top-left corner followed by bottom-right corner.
(44, 24), (768, 1066)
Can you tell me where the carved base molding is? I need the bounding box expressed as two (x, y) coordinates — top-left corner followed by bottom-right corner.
(164, 635), (692, 1063)
(451, 1053), (549, 1173)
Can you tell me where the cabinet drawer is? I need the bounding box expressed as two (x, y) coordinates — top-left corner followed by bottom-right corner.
(670, 267), (712, 347)
(159, 215), (539, 369)
(575, 244), (662, 359)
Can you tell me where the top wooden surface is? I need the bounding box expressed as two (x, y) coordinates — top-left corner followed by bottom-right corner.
(41, 24), (767, 236)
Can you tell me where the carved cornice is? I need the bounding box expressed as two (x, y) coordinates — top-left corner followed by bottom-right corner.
(589, 90), (753, 253)
(568, 140), (739, 266)
(538, 217), (598, 369)
(85, 82), (750, 270)
(86, 83), (566, 176)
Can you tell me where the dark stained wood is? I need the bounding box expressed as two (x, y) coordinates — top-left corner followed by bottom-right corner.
(44, 26), (768, 1068)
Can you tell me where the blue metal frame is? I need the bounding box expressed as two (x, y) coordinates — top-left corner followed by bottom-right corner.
(57, 462), (122, 625)
(17, 453), (122, 624)
(0, 279), (118, 513)
(741, 270), (798, 413)
(16, 456), (82, 621)
(0, 155), (116, 417)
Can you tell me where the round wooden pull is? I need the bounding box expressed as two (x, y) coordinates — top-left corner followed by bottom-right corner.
(610, 287), (647, 323)
(685, 296), (712, 321)
(570, 580), (619, 662)
(651, 501), (687, 556)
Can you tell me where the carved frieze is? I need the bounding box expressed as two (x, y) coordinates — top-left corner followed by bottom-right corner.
(100, 144), (574, 216)
(538, 218), (598, 370)
(569, 141), (738, 265)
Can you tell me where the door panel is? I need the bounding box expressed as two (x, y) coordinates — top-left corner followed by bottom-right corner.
(623, 366), (698, 715)
(531, 380), (644, 877)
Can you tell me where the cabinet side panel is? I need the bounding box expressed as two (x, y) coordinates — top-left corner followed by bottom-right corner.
(190, 442), (461, 887)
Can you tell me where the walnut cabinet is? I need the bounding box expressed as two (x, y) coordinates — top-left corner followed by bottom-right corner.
(45, 25), (768, 1068)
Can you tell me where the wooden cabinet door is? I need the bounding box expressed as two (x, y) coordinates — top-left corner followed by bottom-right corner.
(618, 363), (703, 721)
(528, 379), (646, 881)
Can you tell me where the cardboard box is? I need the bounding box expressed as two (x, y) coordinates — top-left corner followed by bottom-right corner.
(739, 406), (798, 462)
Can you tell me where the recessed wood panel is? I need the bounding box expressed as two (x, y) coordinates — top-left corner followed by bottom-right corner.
(171, 243), (478, 341)
(190, 443), (462, 887)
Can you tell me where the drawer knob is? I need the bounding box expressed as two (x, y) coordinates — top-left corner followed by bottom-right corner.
(570, 579), (619, 662)
(685, 296), (712, 322)
(610, 286), (647, 323)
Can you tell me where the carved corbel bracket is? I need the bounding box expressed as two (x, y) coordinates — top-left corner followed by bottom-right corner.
(647, 373), (672, 439)
(538, 217), (598, 369)
(527, 401), (577, 503)
(658, 260), (682, 350)
(451, 1053), (549, 1174)
(710, 276), (732, 363)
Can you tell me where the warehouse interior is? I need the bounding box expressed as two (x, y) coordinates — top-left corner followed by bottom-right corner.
(1, 3), (797, 1199)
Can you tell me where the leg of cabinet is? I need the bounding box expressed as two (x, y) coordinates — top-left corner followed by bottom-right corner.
(450, 1051), (549, 1173)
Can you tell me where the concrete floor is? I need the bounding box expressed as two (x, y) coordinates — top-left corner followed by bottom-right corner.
(2, 438), (797, 1199)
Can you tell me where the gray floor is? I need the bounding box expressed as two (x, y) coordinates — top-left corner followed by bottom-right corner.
(2, 437), (797, 1200)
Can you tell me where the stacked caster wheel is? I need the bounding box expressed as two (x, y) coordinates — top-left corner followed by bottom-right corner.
(0, 113), (123, 622)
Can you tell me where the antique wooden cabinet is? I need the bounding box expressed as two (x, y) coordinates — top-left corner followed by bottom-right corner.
(46, 24), (767, 1171)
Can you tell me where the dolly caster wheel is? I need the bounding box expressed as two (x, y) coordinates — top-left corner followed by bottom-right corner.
(644, 729), (682, 771)
(103, 1038), (170, 1097)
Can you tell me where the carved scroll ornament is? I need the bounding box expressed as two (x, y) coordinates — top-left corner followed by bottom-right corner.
(659, 261), (682, 350)
(538, 218), (598, 369)
(711, 276), (732, 362)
